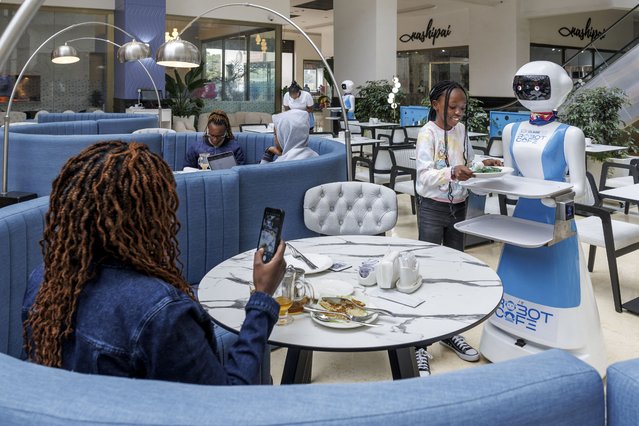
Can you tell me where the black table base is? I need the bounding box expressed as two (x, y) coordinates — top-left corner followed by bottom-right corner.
(281, 347), (419, 384)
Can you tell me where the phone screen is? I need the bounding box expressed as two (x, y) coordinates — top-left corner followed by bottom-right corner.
(257, 207), (285, 263)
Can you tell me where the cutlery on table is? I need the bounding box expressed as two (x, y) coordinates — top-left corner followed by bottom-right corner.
(303, 305), (380, 326)
(286, 242), (318, 270)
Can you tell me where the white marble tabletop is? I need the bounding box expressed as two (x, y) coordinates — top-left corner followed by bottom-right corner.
(198, 235), (502, 352)
(357, 122), (400, 128)
(327, 135), (385, 146)
(585, 144), (628, 154)
(600, 183), (639, 202)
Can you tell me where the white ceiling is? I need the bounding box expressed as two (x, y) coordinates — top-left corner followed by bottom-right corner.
(289, 0), (506, 31)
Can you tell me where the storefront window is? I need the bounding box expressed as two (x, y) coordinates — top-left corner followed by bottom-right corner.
(396, 46), (469, 105)
(303, 60), (323, 93)
(0, 5), (111, 114)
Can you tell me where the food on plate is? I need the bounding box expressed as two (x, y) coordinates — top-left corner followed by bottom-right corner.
(473, 165), (502, 173)
(318, 297), (367, 319)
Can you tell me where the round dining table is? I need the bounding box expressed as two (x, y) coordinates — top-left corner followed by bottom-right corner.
(198, 235), (503, 384)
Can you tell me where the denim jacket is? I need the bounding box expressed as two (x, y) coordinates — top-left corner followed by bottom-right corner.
(22, 263), (279, 385)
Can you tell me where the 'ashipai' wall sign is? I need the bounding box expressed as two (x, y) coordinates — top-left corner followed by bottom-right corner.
(558, 18), (606, 42)
(399, 18), (452, 46)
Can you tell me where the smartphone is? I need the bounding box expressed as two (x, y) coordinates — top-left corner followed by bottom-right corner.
(257, 207), (285, 263)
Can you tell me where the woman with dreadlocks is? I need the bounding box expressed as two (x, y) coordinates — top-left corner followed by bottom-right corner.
(413, 80), (502, 376)
(185, 109), (246, 169)
(23, 141), (286, 385)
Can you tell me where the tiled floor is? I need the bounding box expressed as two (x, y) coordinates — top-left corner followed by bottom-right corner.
(270, 194), (639, 383)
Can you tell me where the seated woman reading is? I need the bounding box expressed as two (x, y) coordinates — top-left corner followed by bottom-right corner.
(185, 109), (246, 169)
(23, 140), (286, 385)
(261, 109), (319, 163)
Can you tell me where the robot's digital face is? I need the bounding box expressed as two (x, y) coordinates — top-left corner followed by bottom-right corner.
(341, 83), (347, 90)
(513, 75), (551, 101)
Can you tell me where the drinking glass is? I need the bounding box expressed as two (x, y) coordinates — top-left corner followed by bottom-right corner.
(274, 266), (296, 325)
(198, 152), (210, 170)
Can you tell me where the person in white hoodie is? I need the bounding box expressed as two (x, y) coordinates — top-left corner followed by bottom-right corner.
(261, 109), (319, 163)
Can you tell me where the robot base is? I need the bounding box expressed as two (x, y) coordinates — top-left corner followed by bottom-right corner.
(480, 321), (607, 377)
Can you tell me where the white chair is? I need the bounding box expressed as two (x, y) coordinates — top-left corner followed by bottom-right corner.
(303, 181), (398, 236)
(34, 110), (48, 120)
(405, 125), (422, 143)
(63, 110), (75, 114)
(599, 160), (639, 214)
(132, 127), (176, 135)
(353, 144), (413, 185)
(575, 172), (639, 313)
(376, 127), (408, 145)
(388, 144), (417, 214)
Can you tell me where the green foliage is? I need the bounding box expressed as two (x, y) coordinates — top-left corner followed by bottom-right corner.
(421, 93), (488, 132)
(355, 80), (405, 123)
(164, 64), (206, 118)
(560, 87), (639, 155)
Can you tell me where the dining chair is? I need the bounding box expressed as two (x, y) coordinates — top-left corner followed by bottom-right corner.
(376, 127), (408, 145)
(598, 159), (639, 214)
(352, 144), (412, 186)
(303, 181), (398, 236)
(405, 125), (422, 143)
(473, 136), (503, 157)
(388, 144), (417, 214)
(575, 172), (639, 312)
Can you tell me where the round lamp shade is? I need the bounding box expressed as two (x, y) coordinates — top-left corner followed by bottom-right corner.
(156, 38), (201, 68)
(117, 40), (151, 63)
(51, 44), (80, 64)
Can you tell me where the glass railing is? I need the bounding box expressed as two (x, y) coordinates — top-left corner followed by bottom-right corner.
(564, 4), (639, 85)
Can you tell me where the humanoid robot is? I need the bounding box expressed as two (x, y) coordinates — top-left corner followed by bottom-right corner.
(479, 61), (606, 375)
(341, 80), (356, 120)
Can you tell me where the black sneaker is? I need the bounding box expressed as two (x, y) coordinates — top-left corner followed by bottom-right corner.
(440, 335), (480, 362)
(415, 347), (432, 376)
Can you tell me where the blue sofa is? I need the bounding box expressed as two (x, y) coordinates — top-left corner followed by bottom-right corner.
(0, 348), (605, 425)
(8, 115), (158, 134)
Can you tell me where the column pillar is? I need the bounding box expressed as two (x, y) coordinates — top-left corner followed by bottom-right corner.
(114, 0), (165, 111)
(333, 0), (397, 89)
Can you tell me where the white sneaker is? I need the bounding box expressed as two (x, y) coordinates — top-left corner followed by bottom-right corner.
(415, 347), (433, 376)
(440, 335), (480, 362)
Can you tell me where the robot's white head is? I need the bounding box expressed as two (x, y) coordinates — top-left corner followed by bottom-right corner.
(513, 61), (573, 112)
(341, 80), (354, 93)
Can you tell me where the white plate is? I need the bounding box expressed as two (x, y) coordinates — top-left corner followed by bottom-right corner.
(472, 166), (514, 178)
(313, 279), (354, 297)
(284, 254), (332, 274)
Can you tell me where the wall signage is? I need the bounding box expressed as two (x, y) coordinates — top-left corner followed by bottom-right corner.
(399, 18), (452, 46)
(558, 18), (605, 42)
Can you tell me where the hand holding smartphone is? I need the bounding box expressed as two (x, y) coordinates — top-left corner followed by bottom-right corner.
(257, 207), (285, 263)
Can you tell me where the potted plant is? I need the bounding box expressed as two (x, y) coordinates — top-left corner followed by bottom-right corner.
(560, 86), (639, 181)
(560, 87), (639, 157)
(164, 63), (206, 128)
(355, 79), (405, 123)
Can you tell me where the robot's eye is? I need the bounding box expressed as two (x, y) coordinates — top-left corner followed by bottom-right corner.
(517, 85), (522, 91)
(534, 86), (540, 91)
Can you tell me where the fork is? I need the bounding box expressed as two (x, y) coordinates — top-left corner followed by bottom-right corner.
(303, 306), (380, 327)
(286, 242), (318, 270)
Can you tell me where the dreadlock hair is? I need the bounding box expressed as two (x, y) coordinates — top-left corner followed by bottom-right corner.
(427, 80), (470, 208)
(205, 109), (234, 141)
(24, 140), (191, 368)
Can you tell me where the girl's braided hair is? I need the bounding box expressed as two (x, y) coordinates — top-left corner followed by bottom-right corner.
(24, 140), (191, 367)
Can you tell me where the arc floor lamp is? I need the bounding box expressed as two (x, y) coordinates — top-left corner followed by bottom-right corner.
(51, 36), (163, 128)
(1, 21), (150, 206)
(155, 2), (353, 180)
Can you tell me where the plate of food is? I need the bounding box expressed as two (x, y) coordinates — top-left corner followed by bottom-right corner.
(471, 165), (514, 178)
(309, 296), (378, 329)
(284, 254), (333, 274)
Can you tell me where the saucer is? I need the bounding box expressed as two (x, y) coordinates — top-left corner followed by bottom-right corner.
(395, 275), (423, 294)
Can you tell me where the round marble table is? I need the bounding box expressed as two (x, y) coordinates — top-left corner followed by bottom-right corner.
(198, 235), (503, 383)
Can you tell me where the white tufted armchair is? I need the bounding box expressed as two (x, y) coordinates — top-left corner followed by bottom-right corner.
(303, 182), (398, 236)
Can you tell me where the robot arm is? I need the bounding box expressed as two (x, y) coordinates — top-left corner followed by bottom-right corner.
(564, 126), (587, 198)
